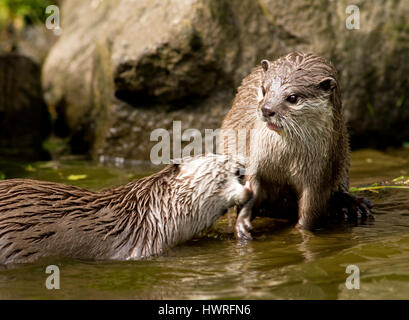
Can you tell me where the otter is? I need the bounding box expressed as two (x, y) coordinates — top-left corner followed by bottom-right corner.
(0, 154), (252, 264)
(220, 51), (371, 239)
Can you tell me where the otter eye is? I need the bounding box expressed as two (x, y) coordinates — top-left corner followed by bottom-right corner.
(286, 95), (298, 104)
(235, 169), (245, 184)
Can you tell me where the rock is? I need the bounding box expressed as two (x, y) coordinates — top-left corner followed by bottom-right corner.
(42, 0), (409, 160)
(0, 54), (51, 160)
(0, 24), (58, 65)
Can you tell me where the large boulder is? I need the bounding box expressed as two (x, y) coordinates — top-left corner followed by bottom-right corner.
(0, 54), (50, 160)
(42, 0), (409, 160)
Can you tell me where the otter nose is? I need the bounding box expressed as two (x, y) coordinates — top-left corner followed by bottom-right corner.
(262, 107), (275, 118)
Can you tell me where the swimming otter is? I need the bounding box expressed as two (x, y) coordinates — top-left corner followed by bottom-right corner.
(220, 52), (372, 239)
(0, 154), (252, 264)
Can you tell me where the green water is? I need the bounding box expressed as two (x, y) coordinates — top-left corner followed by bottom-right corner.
(0, 149), (408, 299)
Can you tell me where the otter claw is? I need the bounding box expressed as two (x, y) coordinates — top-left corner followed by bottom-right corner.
(234, 218), (253, 241)
(330, 191), (373, 221)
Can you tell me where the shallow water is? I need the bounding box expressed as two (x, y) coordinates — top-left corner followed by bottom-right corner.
(0, 149), (408, 299)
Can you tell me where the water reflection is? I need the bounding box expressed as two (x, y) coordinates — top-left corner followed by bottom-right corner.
(293, 228), (315, 262)
(0, 148), (408, 299)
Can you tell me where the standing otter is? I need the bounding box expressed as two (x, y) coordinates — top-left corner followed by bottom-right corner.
(220, 52), (371, 239)
(0, 154), (252, 264)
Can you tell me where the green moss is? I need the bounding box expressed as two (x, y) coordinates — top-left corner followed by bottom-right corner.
(0, 0), (51, 27)
(42, 136), (71, 158)
(396, 95), (405, 108)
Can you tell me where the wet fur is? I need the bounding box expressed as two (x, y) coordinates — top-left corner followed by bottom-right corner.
(0, 155), (250, 264)
(220, 52), (350, 228)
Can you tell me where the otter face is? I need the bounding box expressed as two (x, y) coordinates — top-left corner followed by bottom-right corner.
(178, 155), (252, 209)
(256, 52), (339, 138)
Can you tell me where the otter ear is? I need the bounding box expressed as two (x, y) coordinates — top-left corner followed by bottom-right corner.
(261, 59), (270, 72)
(319, 77), (336, 91)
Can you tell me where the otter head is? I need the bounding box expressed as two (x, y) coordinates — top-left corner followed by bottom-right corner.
(257, 52), (340, 138)
(218, 156), (253, 207)
(178, 155), (252, 210)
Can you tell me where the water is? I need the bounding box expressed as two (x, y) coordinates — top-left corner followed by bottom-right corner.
(0, 149), (408, 299)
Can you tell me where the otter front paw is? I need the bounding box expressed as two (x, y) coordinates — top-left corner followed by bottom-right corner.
(234, 199), (255, 240)
(234, 214), (253, 241)
(330, 191), (373, 221)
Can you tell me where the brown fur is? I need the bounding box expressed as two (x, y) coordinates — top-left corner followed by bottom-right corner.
(0, 155), (251, 264)
(220, 52), (351, 231)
